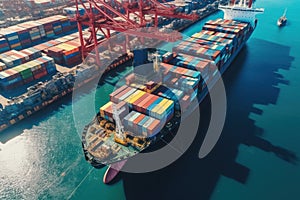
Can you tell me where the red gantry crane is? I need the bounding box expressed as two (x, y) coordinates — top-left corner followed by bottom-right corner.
(74, 0), (198, 66)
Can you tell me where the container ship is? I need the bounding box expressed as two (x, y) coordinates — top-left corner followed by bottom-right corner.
(81, 0), (264, 184)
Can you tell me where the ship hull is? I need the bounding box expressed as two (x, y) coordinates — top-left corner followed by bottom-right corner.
(277, 19), (287, 27)
(103, 160), (127, 184)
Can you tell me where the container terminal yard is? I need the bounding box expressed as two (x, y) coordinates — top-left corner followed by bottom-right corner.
(0, 0), (221, 132)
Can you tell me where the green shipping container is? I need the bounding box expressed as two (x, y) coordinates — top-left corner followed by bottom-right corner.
(20, 71), (33, 79)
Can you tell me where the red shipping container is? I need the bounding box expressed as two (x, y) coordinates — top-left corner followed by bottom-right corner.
(111, 86), (133, 103)
(132, 93), (149, 111)
(109, 85), (128, 100)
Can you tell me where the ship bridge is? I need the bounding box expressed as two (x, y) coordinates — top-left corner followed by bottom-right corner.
(219, 0), (264, 28)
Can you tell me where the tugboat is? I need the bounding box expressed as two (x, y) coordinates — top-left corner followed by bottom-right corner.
(277, 8), (287, 27)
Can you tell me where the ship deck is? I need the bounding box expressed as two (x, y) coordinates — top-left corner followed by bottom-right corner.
(84, 118), (143, 165)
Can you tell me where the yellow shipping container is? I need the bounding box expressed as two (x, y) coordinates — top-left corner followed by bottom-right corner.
(157, 100), (173, 115)
(211, 44), (218, 50)
(100, 101), (112, 110)
(193, 33), (201, 38)
(124, 90), (141, 103)
(208, 35), (215, 40)
(152, 98), (168, 114)
(61, 43), (77, 50)
(127, 90), (145, 104)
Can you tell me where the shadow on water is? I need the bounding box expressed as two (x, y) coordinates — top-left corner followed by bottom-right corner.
(98, 62), (133, 87)
(121, 38), (298, 200)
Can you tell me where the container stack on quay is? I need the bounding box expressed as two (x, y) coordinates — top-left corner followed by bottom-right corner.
(0, 62), (6, 72)
(0, 14), (83, 90)
(0, 48), (42, 70)
(0, 28), (22, 50)
(47, 39), (82, 67)
(0, 69), (23, 90)
(20, 48), (42, 60)
(17, 21), (44, 45)
(7, 25), (32, 49)
(0, 50), (56, 90)
(0, 15), (77, 53)
(0, 37), (10, 53)
(35, 18), (56, 38)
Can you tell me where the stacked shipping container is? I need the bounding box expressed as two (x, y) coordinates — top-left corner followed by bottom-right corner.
(0, 15), (77, 54)
(47, 39), (82, 67)
(0, 37), (10, 53)
(99, 101), (129, 122)
(172, 19), (251, 73)
(123, 111), (162, 138)
(0, 48), (42, 70)
(108, 85), (174, 123)
(0, 56), (56, 89)
(0, 28), (22, 50)
(17, 21), (43, 45)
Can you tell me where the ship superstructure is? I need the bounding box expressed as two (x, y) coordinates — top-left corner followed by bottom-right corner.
(219, 0), (264, 28)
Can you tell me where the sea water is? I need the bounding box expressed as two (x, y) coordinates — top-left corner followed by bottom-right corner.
(0, 0), (299, 199)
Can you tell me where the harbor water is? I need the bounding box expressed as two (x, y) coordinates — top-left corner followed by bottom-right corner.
(1, 0), (300, 199)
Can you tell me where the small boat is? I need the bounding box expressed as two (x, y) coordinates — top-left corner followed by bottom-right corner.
(277, 8), (287, 27)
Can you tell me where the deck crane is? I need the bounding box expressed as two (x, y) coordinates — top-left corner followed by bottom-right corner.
(112, 103), (127, 146)
(74, 0), (198, 66)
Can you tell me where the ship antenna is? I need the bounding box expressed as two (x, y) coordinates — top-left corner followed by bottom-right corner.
(112, 103), (126, 140)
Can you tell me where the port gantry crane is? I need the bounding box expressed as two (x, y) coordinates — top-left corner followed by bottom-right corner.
(74, 0), (198, 66)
